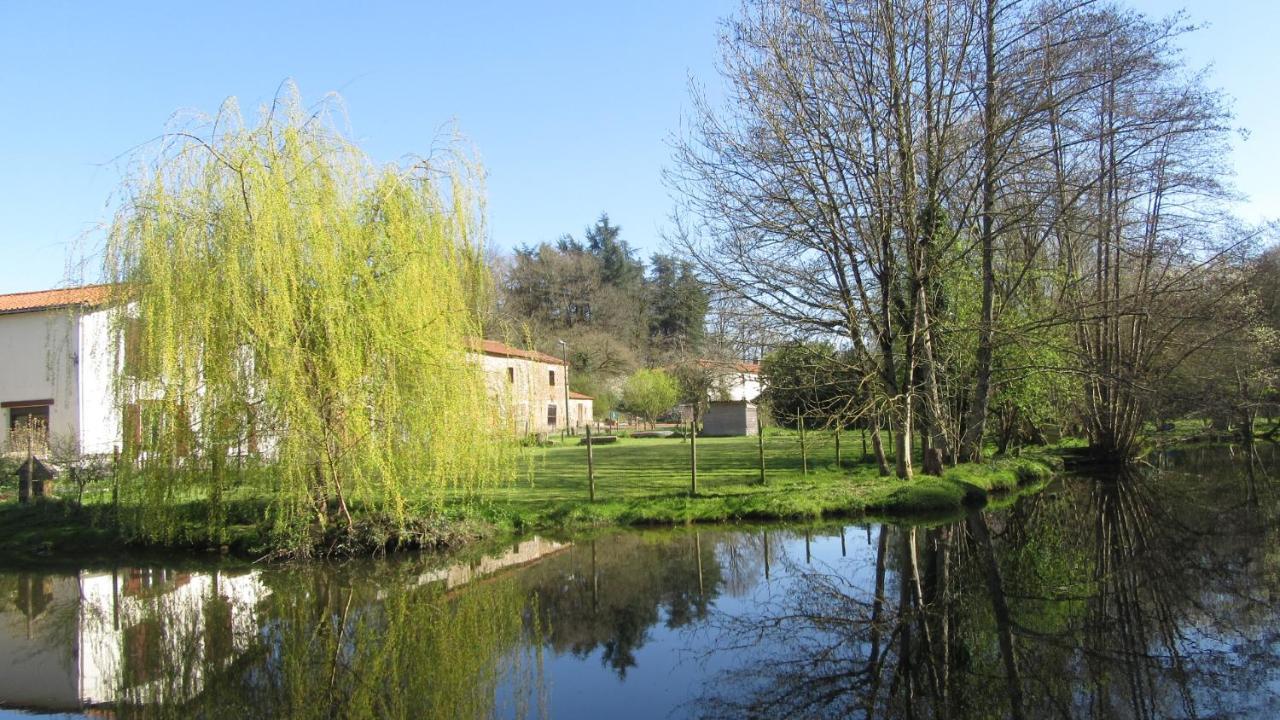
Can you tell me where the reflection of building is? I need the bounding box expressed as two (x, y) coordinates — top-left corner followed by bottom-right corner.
(0, 567), (266, 712)
(406, 536), (570, 593)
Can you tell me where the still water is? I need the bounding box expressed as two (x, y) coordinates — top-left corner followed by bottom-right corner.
(1, 444), (1277, 719)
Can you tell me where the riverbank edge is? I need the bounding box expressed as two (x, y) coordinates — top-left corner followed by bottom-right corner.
(0, 453), (1060, 566)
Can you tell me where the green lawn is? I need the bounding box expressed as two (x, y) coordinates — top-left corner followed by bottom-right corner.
(0, 430), (1057, 563)
(460, 430), (1055, 530)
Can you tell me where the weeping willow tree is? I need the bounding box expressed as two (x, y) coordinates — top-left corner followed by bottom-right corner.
(105, 89), (513, 551)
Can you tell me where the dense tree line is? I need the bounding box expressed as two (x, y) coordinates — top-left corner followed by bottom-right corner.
(672, 0), (1275, 472)
(496, 214), (710, 413)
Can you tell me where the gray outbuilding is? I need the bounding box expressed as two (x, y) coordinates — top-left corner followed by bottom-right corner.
(700, 400), (759, 437)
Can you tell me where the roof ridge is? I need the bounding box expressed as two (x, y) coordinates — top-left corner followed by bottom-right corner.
(0, 282), (114, 299)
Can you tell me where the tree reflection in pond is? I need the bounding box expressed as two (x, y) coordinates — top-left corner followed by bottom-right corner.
(519, 531), (720, 678)
(697, 446), (1280, 719)
(2, 446), (1277, 719)
(97, 566), (543, 720)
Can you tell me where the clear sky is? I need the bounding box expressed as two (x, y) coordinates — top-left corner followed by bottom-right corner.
(0, 1), (1275, 294)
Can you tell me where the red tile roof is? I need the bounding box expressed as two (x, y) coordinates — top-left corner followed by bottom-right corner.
(469, 338), (565, 366)
(0, 289), (571, 374)
(0, 284), (114, 315)
(568, 391), (593, 400)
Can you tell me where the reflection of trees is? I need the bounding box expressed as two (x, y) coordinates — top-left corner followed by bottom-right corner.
(696, 525), (893, 718)
(105, 564), (541, 720)
(1054, 464), (1280, 719)
(699, 445), (1280, 719)
(7, 530), (727, 717)
(6, 446), (1275, 718)
(518, 530), (721, 677)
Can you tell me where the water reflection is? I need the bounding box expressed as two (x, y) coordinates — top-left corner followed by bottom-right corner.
(0, 539), (563, 719)
(698, 446), (1280, 719)
(0, 445), (1276, 719)
(0, 567), (265, 712)
(521, 532), (718, 677)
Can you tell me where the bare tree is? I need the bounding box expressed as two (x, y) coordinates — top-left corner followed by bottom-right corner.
(672, 0), (1246, 466)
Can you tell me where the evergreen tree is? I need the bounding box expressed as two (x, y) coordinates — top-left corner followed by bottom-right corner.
(646, 254), (708, 360)
(585, 213), (643, 290)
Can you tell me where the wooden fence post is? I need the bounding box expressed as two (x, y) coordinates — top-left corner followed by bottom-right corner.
(798, 414), (808, 475)
(586, 424), (595, 502)
(757, 408), (766, 485)
(690, 405), (698, 496)
(835, 428), (842, 469)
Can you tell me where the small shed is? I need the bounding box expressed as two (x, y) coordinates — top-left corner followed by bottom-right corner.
(701, 400), (759, 437)
(15, 456), (60, 502)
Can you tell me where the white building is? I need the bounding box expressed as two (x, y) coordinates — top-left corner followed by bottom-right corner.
(0, 285), (118, 457)
(473, 338), (593, 435)
(0, 284), (593, 457)
(697, 358), (763, 402)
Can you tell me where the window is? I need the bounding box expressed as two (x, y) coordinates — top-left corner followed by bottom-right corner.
(507, 367), (515, 383)
(5, 401), (51, 453)
(547, 404), (557, 428)
(549, 370), (556, 386)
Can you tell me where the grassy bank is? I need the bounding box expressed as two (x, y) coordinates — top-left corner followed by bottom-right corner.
(469, 431), (1057, 531)
(0, 430), (1058, 563)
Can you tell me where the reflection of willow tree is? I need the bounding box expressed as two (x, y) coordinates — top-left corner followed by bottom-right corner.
(110, 567), (542, 720)
(698, 448), (1280, 719)
(519, 531), (721, 677)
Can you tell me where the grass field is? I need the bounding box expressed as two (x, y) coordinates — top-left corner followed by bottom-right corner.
(0, 429), (1057, 563)
(461, 429), (1056, 531)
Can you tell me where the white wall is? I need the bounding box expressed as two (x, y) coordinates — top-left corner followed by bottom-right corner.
(0, 307), (119, 457)
(0, 309), (80, 453)
(569, 397), (593, 428)
(78, 308), (119, 455)
(723, 372), (762, 402)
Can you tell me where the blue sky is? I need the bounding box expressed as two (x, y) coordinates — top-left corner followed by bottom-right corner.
(0, 1), (1275, 294)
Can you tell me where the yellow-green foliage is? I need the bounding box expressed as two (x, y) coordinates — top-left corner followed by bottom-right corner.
(105, 89), (514, 549)
(264, 578), (534, 719)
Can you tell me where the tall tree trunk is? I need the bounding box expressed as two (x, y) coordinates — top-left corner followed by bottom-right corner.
(962, 0), (999, 462)
(896, 403), (914, 479)
(871, 413), (892, 476)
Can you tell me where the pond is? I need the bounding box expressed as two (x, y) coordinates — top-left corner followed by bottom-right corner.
(1, 444), (1277, 719)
